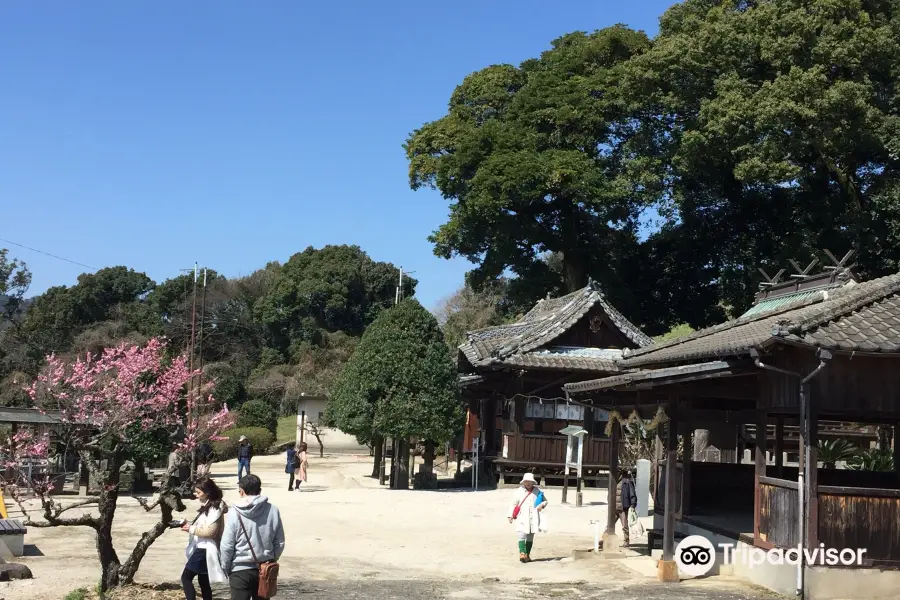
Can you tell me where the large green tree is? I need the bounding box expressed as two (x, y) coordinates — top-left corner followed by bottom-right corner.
(405, 27), (653, 294)
(621, 0), (900, 315)
(254, 245), (416, 352)
(328, 299), (463, 487)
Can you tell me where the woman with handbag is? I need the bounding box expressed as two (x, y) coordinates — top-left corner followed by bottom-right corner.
(180, 478), (228, 600)
(293, 442), (308, 490)
(507, 472), (548, 563)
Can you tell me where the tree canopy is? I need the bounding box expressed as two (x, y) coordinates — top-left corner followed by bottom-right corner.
(405, 27), (653, 294)
(407, 0), (900, 330)
(0, 246), (410, 419)
(328, 298), (464, 446)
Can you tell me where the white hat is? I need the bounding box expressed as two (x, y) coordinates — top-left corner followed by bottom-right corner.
(521, 472), (537, 484)
(239, 435), (247, 442)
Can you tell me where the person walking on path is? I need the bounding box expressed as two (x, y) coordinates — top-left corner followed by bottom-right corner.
(292, 442), (308, 490)
(180, 478), (228, 600)
(196, 441), (214, 479)
(285, 445), (298, 491)
(237, 436), (253, 480)
(507, 472), (548, 563)
(616, 468), (638, 547)
(220, 474), (285, 600)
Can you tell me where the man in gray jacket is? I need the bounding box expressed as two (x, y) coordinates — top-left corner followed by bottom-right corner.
(220, 474), (285, 600)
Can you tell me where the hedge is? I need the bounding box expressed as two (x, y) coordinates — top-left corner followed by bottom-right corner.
(236, 400), (278, 434)
(213, 427), (276, 460)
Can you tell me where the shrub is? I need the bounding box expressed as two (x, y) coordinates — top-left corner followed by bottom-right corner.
(237, 400), (278, 433)
(213, 427), (276, 460)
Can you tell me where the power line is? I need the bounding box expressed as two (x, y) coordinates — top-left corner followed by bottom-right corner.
(0, 237), (97, 271)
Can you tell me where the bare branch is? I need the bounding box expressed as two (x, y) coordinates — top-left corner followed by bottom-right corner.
(134, 496), (162, 512)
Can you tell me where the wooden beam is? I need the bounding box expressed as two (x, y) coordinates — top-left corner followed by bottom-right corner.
(895, 425), (900, 478)
(663, 411), (679, 562)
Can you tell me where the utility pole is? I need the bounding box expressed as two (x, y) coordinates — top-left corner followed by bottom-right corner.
(188, 263), (199, 478)
(191, 268), (208, 477)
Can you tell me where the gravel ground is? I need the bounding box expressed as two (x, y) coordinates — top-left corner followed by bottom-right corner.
(66, 578), (782, 600)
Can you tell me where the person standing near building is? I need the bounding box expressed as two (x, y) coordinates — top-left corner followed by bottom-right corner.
(220, 475), (285, 600)
(616, 468), (638, 547)
(507, 472), (548, 563)
(293, 442), (308, 491)
(237, 436), (253, 480)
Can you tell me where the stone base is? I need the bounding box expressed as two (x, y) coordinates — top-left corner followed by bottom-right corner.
(601, 531), (625, 559)
(657, 559), (680, 582)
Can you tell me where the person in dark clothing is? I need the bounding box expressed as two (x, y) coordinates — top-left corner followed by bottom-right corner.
(285, 446), (298, 490)
(237, 436), (253, 480)
(616, 468), (638, 547)
(196, 441), (214, 478)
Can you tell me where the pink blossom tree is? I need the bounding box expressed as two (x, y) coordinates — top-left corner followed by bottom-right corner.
(0, 338), (233, 592)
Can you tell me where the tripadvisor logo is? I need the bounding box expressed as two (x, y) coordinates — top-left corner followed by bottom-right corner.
(675, 535), (867, 576)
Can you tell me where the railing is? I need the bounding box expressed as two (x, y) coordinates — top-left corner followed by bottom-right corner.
(758, 477), (800, 548)
(504, 435), (618, 466)
(818, 486), (900, 564)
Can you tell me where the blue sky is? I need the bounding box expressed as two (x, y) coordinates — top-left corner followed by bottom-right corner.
(1, 1), (675, 310)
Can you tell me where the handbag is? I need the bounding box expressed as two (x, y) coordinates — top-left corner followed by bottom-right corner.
(628, 507), (645, 538)
(511, 490), (533, 520)
(237, 514), (279, 598)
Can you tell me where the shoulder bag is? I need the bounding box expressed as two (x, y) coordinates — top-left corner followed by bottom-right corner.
(236, 513), (279, 598)
(511, 490), (533, 520)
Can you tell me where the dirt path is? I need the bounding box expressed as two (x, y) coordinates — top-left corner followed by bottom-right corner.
(3, 454), (776, 600)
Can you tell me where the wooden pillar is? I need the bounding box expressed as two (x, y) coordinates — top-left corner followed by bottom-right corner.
(893, 424), (900, 477)
(680, 419), (693, 518)
(805, 383), (819, 550)
(735, 425), (743, 463)
(775, 416), (785, 478)
(658, 411), (680, 582)
(754, 410), (768, 542)
(606, 423), (620, 535)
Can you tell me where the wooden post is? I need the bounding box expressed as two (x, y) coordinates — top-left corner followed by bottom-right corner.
(606, 423), (620, 536)
(562, 469), (569, 504)
(805, 384), (819, 551)
(659, 413), (680, 582)
(651, 429), (662, 499)
(775, 416), (785, 478)
(575, 470), (583, 508)
(754, 410), (768, 542)
(680, 420), (692, 518)
(894, 424), (900, 477)
(736, 425), (743, 464)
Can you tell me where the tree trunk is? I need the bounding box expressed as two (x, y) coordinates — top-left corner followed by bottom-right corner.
(392, 439), (410, 489)
(371, 436), (384, 479)
(314, 433), (325, 458)
(96, 456), (123, 593)
(423, 440), (435, 474)
(120, 477), (183, 584)
(563, 256), (587, 293)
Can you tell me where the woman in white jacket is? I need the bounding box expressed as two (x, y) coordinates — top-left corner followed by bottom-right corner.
(507, 472), (548, 563)
(180, 478), (228, 600)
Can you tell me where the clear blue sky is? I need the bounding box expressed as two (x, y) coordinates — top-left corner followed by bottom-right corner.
(1, 1), (675, 310)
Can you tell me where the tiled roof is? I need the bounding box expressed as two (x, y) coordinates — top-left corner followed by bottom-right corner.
(500, 347), (621, 373)
(622, 273), (900, 367)
(459, 283), (650, 372)
(565, 360), (743, 394)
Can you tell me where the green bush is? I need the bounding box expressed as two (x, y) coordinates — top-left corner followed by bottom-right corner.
(237, 400), (278, 433)
(213, 427), (276, 460)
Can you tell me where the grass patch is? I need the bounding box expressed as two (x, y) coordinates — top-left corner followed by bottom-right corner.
(276, 415), (296, 445)
(64, 589), (88, 600)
